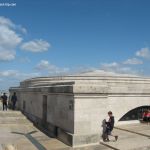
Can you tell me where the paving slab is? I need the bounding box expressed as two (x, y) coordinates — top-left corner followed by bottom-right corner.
(0, 105), (150, 150)
(100, 127), (150, 150)
(0, 109), (110, 150)
(115, 123), (150, 137)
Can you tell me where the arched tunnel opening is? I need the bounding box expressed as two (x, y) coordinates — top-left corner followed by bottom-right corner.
(119, 105), (150, 121)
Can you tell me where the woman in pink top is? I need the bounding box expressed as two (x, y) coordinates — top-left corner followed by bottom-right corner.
(142, 110), (148, 122)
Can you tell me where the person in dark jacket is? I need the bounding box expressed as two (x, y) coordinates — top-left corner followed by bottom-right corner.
(11, 92), (17, 110)
(1, 93), (8, 111)
(105, 111), (118, 142)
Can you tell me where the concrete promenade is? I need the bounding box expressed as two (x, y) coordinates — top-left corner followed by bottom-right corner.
(100, 124), (150, 150)
(0, 103), (150, 149)
(0, 102), (109, 150)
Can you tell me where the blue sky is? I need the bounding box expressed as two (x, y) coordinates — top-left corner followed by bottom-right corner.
(0, 0), (150, 90)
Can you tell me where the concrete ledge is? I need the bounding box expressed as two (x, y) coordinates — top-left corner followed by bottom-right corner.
(116, 120), (140, 125)
(73, 134), (100, 147)
(57, 128), (73, 146)
(57, 128), (100, 147)
(115, 126), (150, 138)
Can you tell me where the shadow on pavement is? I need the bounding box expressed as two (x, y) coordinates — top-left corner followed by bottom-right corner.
(11, 130), (47, 150)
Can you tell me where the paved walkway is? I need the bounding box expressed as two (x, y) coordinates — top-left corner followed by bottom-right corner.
(100, 124), (150, 150)
(0, 109), (110, 150)
(0, 101), (149, 150)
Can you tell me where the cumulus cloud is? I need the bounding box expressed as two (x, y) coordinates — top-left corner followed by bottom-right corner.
(123, 58), (143, 65)
(136, 47), (150, 59)
(0, 16), (22, 61)
(36, 60), (69, 75)
(21, 39), (50, 52)
(0, 16), (15, 28)
(0, 16), (49, 61)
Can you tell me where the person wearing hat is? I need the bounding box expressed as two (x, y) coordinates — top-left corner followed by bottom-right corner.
(105, 111), (118, 142)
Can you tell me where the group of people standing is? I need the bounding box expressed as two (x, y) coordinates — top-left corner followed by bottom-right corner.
(1, 92), (17, 111)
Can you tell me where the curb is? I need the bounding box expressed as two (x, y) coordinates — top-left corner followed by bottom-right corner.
(114, 127), (150, 138)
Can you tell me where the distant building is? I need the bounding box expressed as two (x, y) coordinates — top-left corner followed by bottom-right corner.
(9, 70), (150, 147)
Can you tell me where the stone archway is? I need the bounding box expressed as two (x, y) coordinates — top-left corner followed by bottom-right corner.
(119, 105), (150, 121)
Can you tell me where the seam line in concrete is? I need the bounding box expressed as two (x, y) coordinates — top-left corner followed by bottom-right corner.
(100, 142), (120, 150)
(115, 127), (150, 138)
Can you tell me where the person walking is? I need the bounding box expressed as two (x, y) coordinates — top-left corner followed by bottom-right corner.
(1, 93), (8, 111)
(11, 92), (17, 110)
(105, 111), (118, 142)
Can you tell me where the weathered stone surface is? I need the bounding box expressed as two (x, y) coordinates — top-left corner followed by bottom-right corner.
(9, 70), (150, 146)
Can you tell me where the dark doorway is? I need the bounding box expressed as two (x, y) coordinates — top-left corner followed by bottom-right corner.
(42, 95), (47, 125)
(119, 105), (150, 121)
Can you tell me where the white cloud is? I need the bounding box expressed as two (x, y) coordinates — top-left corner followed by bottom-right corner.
(136, 47), (150, 59)
(123, 58), (143, 65)
(36, 60), (69, 75)
(21, 39), (50, 52)
(0, 69), (40, 80)
(0, 50), (16, 61)
(0, 69), (41, 90)
(0, 16), (27, 33)
(100, 62), (139, 75)
(0, 16), (22, 61)
(17, 25), (27, 34)
(101, 62), (119, 68)
(0, 16), (49, 61)
(36, 60), (51, 70)
(0, 16), (15, 28)
(0, 70), (18, 77)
